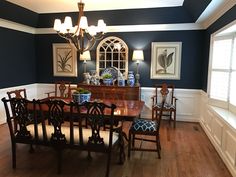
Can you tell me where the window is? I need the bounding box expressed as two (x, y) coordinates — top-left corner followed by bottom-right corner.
(209, 29), (236, 113)
(96, 36), (128, 76)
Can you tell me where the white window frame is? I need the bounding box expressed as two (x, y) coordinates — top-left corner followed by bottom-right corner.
(208, 20), (236, 115)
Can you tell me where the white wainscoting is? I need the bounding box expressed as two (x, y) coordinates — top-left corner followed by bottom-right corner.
(200, 91), (236, 177)
(141, 87), (201, 122)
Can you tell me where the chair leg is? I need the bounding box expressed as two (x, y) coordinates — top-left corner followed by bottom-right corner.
(174, 111), (176, 128)
(132, 134), (135, 147)
(29, 144), (34, 153)
(12, 143), (16, 169)
(118, 130), (125, 164)
(87, 151), (92, 160)
(57, 149), (62, 174)
(105, 152), (111, 177)
(159, 139), (161, 150)
(14, 120), (17, 134)
(156, 135), (161, 159)
(169, 112), (172, 124)
(128, 131), (132, 159)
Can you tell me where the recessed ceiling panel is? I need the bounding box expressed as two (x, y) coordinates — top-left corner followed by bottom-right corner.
(6, 0), (184, 13)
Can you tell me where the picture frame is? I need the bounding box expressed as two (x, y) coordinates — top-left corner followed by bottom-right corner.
(53, 43), (77, 77)
(150, 42), (182, 80)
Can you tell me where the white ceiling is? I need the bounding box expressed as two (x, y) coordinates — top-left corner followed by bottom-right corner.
(6, 0), (185, 13)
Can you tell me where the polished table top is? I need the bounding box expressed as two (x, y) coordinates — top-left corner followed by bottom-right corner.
(45, 97), (145, 119)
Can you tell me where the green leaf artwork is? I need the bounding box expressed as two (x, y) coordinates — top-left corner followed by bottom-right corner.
(57, 49), (72, 72)
(156, 49), (174, 74)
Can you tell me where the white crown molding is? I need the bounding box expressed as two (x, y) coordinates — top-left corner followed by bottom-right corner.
(106, 23), (204, 32)
(0, 18), (35, 34)
(198, 0), (236, 29)
(0, 19), (204, 34)
(35, 23), (204, 34)
(34, 28), (55, 34)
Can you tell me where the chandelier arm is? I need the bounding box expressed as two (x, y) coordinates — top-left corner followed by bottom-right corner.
(84, 40), (96, 51)
(70, 36), (79, 50)
(57, 32), (70, 40)
(83, 31), (94, 41)
(94, 32), (105, 40)
(83, 35), (96, 51)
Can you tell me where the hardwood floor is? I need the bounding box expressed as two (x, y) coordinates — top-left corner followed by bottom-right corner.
(0, 121), (232, 177)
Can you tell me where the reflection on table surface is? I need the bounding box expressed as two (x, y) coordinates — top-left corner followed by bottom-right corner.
(47, 97), (145, 118)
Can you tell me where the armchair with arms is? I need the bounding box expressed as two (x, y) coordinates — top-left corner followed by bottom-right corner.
(45, 81), (71, 98)
(151, 83), (177, 128)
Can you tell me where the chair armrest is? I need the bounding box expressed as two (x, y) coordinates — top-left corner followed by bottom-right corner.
(173, 96), (178, 106)
(151, 95), (157, 106)
(45, 91), (55, 97)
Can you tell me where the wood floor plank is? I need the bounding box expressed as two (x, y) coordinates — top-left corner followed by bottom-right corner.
(0, 121), (232, 177)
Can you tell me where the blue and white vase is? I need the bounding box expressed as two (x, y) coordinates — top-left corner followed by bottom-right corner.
(72, 93), (91, 104)
(127, 71), (135, 87)
(103, 78), (113, 86)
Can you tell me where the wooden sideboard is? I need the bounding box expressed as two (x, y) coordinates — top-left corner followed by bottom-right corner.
(77, 83), (140, 100)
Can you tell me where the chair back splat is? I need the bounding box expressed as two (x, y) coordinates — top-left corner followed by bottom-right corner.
(45, 81), (71, 98)
(7, 89), (27, 99)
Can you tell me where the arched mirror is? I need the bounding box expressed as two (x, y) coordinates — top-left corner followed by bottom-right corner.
(96, 36), (128, 76)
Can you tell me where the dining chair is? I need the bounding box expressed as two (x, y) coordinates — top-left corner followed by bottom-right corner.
(45, 81), (71, 98)
(128, 96), (165, 159)
(151, 83), (177, 128)
(7, 88), (27, 99)
(82, 101), (125, 177)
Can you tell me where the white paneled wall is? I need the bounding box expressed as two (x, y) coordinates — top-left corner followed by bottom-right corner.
(141, 87), (201, 122)
(200, 92), (236, 177)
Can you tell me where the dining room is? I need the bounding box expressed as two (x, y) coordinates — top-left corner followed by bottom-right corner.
(0, 0), (236, 177)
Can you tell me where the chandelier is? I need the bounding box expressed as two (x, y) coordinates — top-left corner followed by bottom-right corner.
(53, 0), (106, 54)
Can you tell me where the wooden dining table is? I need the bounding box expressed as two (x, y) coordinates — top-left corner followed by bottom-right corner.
(44, 97), (145, 121)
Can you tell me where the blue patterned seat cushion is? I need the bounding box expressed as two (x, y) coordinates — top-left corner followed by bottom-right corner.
(154, 103), (175, 109)
(131, 119), (157, 132)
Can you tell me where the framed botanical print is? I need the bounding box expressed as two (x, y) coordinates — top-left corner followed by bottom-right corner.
(150, 42), (182, 80)
(53, 43), (77, 77)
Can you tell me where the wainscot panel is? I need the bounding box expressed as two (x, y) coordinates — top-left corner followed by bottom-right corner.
(141, 87), (201, 122)
(200, 91), (236, 177)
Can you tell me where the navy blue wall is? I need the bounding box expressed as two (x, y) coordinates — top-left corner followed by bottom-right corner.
(1, 1), (234, 90)
(36, 30), (205, 89)
(0, 27), (36, 88)
(0, 1), (38, 27)
(202, 5), (236, 91)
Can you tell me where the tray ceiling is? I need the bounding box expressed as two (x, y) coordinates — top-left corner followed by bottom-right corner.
(6, 0), (185, 13)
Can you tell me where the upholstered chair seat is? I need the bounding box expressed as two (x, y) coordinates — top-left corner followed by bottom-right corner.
(131, 119), (157, 132)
